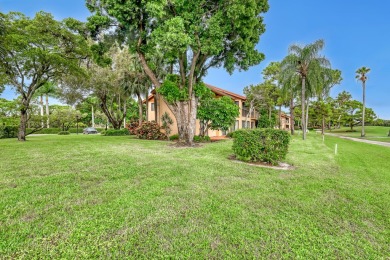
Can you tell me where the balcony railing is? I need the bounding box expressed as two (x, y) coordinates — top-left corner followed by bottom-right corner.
(241, 108), (258, 119)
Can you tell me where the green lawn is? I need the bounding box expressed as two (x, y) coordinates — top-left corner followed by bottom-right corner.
(328, 126), (390, 142)
(0, 134), (389, 258)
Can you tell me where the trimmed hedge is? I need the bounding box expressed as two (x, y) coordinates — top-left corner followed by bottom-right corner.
(27, 128), (105, 134)
(58, 131), (70, 135)
(232, 129), (291, 165)
(0, 125), (18, 139)
(102, 129), (129, 136)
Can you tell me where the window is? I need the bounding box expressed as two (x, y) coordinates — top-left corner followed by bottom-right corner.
(235, 101), (239, 106)
(242, 120), (246, 129)
(151, 103), (155, 111)
(251, 122), (255, 129)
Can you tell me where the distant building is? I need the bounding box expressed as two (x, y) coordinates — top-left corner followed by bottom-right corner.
(279, 112), (291, 130)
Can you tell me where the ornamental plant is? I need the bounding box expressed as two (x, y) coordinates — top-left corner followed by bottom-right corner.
(232, 129), (290, 165)
(135, 121), (166, 140)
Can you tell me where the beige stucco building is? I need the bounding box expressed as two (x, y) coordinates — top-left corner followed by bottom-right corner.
(146, 84), (259, 137)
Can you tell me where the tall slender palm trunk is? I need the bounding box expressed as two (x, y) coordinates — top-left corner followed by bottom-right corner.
(305, 99), (309, 134)
(361, 81), (366, 137)
(45, 94), (50, 128)
(91, 105), (95, 127)
(290, 98), (295, 135)
(301, 77), (306, 140)
(40, 95), (44, 128)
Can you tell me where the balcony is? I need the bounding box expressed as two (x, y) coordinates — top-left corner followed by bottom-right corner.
(241, 108), (258, 119)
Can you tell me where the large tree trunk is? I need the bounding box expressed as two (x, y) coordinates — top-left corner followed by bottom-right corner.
(188, 94), (197, 144)
(171, 97), (197, 146)
(18, 108), (28, 141)
(301, 77), (307, 140)
(45, 94), (50, 128)
(278, 105), (282, 129)
(290, 98), (295, 135)
(361, 81), (366, 137)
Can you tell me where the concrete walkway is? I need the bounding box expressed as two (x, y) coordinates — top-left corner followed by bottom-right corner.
(324, 133), (390, 148)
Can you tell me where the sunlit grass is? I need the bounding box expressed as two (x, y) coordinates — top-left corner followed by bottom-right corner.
(0, 133), (389, 258)
(328, 126), (390, 142)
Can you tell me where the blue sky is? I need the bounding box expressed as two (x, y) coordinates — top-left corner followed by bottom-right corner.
(1, 0), (389, 119)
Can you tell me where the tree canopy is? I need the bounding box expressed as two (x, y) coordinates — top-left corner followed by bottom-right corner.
(0, 11), (88, 140)
(86, 0), (269, 145)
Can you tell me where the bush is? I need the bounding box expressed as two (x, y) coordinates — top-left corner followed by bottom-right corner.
(232, 129), (291, 165)
(169, 134), (179, 141)
(125, 121), (139, 135)
(58, 131), (70, 135)
(135, 121), (166, 140)
(0, 125), (18, 139)
(193, 135), (211, 143)
(102, 129), (130, 136)
(226, 131), (236, 138)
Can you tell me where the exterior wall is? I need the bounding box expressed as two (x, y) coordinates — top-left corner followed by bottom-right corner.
(147, 94), (258, 137)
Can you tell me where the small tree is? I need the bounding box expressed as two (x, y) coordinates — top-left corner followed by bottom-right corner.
(197, 96), (239, 136)
(161, 112), (173, 140)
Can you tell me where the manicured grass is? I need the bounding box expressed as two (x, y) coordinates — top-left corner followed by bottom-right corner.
(0, 134), (389, 258)
(328, 126), (390, 142)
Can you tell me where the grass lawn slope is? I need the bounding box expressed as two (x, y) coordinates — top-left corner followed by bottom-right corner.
(328, 126), (390, 143)
(0, 134), (389, 258)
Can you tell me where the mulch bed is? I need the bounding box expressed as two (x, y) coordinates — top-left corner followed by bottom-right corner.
(228, 155), (295, 170)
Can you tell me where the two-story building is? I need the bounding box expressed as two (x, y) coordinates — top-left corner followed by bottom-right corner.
(145, 83), (258, 137)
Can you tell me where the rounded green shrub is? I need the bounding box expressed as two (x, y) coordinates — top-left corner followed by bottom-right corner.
(193, 135), (211, 143)
(0, 125), (18, 139)
(232, 129), (291, 165)
(169, 134), (179, 141)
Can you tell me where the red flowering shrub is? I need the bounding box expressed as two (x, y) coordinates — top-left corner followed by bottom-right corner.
(126, 121), (139, 135)
(135, 121), (167, 140)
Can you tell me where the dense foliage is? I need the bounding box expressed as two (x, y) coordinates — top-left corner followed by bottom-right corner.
(0, 125), (18, 139)
(232, 129), (291, 165)
(125, 121), (140, 135)
(197, 96), (239, 136)
(135, 121), (166, 140)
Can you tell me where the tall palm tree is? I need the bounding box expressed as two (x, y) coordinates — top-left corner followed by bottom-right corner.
(355, 66), (370, 137)
(37, 82), (57, 128)
(281, 39), (330, 140)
